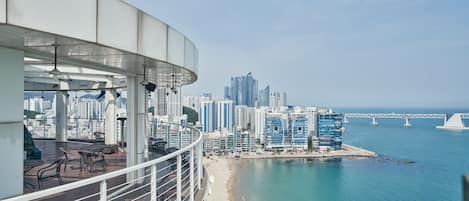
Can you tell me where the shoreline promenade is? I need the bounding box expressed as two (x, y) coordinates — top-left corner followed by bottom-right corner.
(241, 144), (377, 159)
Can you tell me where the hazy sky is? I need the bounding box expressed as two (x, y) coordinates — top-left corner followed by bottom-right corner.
(129, 0), (469, 108)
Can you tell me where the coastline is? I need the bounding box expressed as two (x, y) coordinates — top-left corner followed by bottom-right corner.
(241, 144), (377, 159)
(204, 144), (376, 201)
(204, 156), (242, 201)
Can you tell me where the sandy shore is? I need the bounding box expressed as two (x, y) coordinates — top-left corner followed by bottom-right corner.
(203, 144), (376, 201)
(204, 156), (241, 201)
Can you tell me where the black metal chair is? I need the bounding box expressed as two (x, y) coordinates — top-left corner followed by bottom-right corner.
(59, 147), (80, 172)
(78, 151), (106, 173)
(78, 151), (93, 172)
(37, 159), (65, 189)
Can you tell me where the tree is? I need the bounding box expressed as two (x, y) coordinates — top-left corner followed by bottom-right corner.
(183, 106), (198, 124)
(148, 106), (155, 115)
(307, 135), (313, 152)
(24, 110), (42, 119)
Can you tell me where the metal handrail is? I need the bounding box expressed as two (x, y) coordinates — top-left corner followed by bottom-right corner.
(4, 124), (203, 201)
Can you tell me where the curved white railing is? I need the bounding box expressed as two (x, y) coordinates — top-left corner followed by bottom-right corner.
(5, 124), (204, 201)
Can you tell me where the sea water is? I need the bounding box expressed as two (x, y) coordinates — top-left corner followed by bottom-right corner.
(235, 108), (469, 201)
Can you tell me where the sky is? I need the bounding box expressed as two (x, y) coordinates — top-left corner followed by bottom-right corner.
(128, 0), (469, 108)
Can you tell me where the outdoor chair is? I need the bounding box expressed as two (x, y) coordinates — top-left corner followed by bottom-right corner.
(59, 147), (80, 172)
(78, 151), (106, 173)
(37, 159), (65, 189)
(78, 151), (92, 172)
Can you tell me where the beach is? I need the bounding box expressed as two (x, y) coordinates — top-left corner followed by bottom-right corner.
(202, 144), (376, 201)
(203, 156), (241, 201)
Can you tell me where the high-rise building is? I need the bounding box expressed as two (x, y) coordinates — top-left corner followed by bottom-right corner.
(317, 113), (344, 150)
(255, 107), (267, 144)
(154, 88), (168, 116)
(281, 92), (287, 106)
(235, 105), (248, 129)
(265, 113), (288, 149)
(154, 87), (182, 118)
(230, 72), (258, 107)
(258, 85), (270, 107)
(235, 105), (256, 130)
(305, 107), (318, 136)
(269, 91), (287, 108)
(291, 113), (308, 148)
(223, 86), (231, 100)
(216, 100), (234, 131)
(77, 98), (104, 120)
(24, 97), (44, 113)
(182, 95), (211, 114)
(199, 100), (216, 133)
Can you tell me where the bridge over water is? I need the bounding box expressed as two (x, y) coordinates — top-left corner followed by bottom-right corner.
(344, 113), (469, 127)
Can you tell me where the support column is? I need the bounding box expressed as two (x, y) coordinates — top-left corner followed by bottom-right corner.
(56, 91), (67, 142)
(0, 47), (24, 199)
(104, 88), (117, 145)
(371, 116), (379, 126)
(126, 75), (146, 182)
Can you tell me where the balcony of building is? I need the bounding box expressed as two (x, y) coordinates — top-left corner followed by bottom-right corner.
(0, 0), (203, 200)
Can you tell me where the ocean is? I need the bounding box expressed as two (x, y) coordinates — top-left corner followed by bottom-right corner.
(235, 108), (469, 201)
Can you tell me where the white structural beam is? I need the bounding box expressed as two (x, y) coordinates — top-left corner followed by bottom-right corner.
(126, 75), (146, 181)
(0, 47), (24, 199)
(105, 87), (117, 145)
(56, 91), (68, 142)
(136, 74), (147, 178)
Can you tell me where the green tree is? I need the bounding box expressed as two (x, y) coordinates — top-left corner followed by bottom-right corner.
(148, 106), (198, 125)
(148, 106), (155, 115)
(183, 106), (198, 124)
(24, 110), (42, 119)
(307, 135), (313, 152)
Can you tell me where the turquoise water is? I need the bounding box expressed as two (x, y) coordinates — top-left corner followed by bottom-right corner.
(236, 109), (469, 201)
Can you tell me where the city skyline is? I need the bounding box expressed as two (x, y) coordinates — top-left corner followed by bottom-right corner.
(129, 0), (469, 108)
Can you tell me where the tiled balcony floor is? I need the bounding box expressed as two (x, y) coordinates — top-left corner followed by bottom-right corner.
(23, 140), (127, 200)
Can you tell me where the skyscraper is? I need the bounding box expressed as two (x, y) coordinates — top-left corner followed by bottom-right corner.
(269, 91), (287, 108)
(255, 107), (267, 144)
(230, 72), (258, 107)
(223, 86), (231, 100)
(200, 100), (216, 133)
(291, 113), (308, 148)
(281, 92), (287, 106)
(317, 113), (344, 150)
(265, 113), (288, 149)
(234, 105), (256, 130)
(216, 100), (234, 131)
(154, 87), (182, 118)
(235, 105), (249, 129)
(258, 85), (270, 107)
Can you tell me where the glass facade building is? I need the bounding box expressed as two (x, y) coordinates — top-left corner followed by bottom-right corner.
(265, 113), (288, 149)
(317, 113), (344, 150)
(230, 72), (258, 107)
(200, 100), (216, 132)
(216, 100), (235, 131)
(258, 85), (270, 107)
(291, 115), (308, 148)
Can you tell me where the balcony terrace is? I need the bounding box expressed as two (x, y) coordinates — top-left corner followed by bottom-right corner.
(0, 0), (203, 200)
